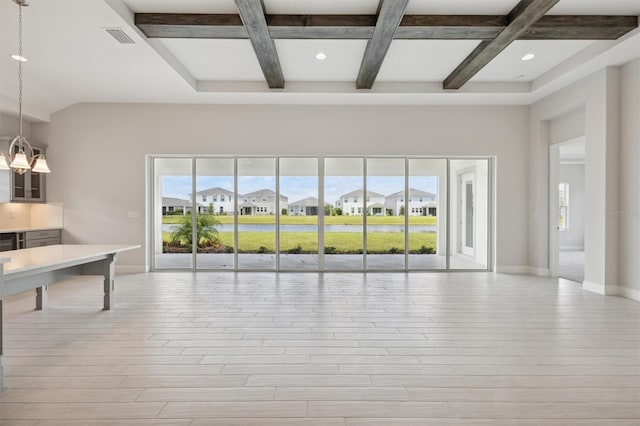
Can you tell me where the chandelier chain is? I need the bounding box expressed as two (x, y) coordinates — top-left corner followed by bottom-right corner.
(17, 1), (24, 137)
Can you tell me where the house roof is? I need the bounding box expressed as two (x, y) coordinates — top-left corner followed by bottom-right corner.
(339, 189), (385, 199)
(194, 187), (234, 196)
(162, 197), (203, 207)
(242, 188), (288, 200)
(289, 196), (319, 207)
(386, 188), (436, 198)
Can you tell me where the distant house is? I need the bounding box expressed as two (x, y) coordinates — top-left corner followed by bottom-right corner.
(368, 202), (386, 216)
(192, 187), (234, 214)
(385, 188), (437, 216)
(288, 197), (329, 216)
(335, 189), (385, 216)
(162, 197), (203, 215)
(239, 189), (288, 215)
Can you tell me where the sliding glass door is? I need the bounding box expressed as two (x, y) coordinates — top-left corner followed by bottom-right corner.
(324, 158), (364, 271)
(408, 159), (447, 270)
(366, 158), (405, 270)
(153, 157), (194, 270)
(151, 156), (492, 272)
(279, 158), (319, 270)
(195, 158), (235, 270)
(237, 158), (276, 270)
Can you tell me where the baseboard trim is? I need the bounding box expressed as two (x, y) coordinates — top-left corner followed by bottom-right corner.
(582, 280), (619, 296)
(560, 245), (584, 251)
(115, 265), (147, 274)
(495, 266), (530, 274)
(497, 266), (549, 276)
(528, 267), (550, 276)
(618, 286), (640, 302)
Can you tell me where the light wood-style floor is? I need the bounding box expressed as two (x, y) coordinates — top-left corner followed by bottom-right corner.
(1, 272), (639, 425)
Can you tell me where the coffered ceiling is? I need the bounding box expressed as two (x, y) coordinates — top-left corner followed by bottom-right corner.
(0, 0), (638, 121)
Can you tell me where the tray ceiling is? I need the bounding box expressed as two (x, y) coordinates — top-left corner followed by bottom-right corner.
(0, 0), (637, 121)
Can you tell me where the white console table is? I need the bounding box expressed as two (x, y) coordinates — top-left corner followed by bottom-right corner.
(0, 244), (139, 390)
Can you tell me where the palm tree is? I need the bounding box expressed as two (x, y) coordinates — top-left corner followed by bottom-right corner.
(170, 213), (220, 249)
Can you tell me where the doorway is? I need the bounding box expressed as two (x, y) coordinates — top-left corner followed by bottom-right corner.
(550, 139), (585, 283)
(459, 172), (475, 257)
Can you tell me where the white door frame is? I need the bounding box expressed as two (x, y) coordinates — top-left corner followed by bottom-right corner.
(458, 169), (475, 257)
(549, 137), (585, 278)
(549, 144), (560, 277)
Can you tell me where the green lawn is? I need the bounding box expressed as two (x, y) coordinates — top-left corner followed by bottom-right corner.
(163, 231), (436, 254)
(163, 214), (436, 225)
(163, 213), (438, 254)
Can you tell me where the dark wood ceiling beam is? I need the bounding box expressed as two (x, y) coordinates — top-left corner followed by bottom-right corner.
(234, 0), (284, 89)
(136, 13), (637, 41)
(135, 13), (248, 38)
(267, 14), (375, 39)
(443, 0), (560, 90)
(521, 15), (638, 40)
(357, 0), (409, 89)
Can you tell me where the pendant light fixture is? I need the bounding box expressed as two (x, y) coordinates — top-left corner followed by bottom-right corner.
(0, 0), (51, 175)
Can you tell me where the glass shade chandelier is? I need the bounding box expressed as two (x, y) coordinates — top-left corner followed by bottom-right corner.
(0, 0), (51, 175)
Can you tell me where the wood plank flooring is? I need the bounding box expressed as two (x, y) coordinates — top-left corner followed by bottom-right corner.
(1, 272), (638, 425)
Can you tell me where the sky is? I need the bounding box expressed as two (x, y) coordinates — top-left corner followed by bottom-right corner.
(163, 175), (438, 205)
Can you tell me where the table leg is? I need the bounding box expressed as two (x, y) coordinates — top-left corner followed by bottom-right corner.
(103, 254), (116, 310)
(35, 285), (48, 310)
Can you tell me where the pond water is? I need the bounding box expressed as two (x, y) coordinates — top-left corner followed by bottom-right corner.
(162, 224), (436, 233)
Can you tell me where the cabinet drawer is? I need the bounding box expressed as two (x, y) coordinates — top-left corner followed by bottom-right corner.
(25, 229), (61, 240)
(25, 237), (60, 248)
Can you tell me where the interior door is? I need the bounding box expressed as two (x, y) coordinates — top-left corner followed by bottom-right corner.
(460, 172), (474, 256)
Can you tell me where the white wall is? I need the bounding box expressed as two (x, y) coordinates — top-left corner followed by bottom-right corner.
(559, 163), (585, 250)
(39, 104), (528, 271)
(619, 59), (640, 299)
(529, 65), (634, 298)
(0, 111), (32, 139)
(550, 109), (585, 144)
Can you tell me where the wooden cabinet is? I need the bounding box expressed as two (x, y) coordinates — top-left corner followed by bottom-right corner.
(0, 138), (47, 203)
(23, 229), (61, 248)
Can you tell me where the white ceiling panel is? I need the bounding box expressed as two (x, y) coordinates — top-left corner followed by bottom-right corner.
(125, 0), (640, 16)
(406, 0), (640, 15)
(472, 40), (595, 82)
(264, 0), (379, 14)
(406, 0), (519, 15)
(125, 0), (238, 13)
(377, 40), (481, 81)
(126, 0), (381, 14)
(275, 40), (368, 82)
(548, 0), (640, 15)
(160, 39), (264, 81)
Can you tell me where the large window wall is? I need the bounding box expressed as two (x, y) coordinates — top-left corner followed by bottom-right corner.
(151, 156), (492, 271)
(324, 158), (364, 270)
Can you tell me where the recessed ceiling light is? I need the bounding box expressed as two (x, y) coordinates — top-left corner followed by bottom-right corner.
(521, 53), (535, 61)
(11, 54), (27, 62)
(315, 52), (327, 60)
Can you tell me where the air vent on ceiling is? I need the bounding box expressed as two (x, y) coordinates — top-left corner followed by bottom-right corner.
(105, 28), (135, 44)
